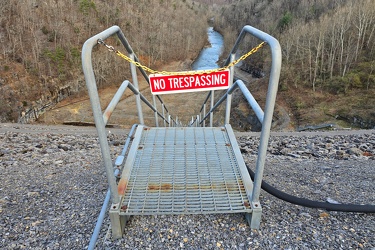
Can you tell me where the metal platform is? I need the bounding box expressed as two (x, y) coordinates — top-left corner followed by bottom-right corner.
(117, 124), (254, 215)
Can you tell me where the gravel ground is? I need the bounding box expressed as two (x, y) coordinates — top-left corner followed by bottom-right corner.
(0, 123), (374, 249)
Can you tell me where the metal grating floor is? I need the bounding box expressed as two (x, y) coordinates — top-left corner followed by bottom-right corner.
(119, 126), (253, 215)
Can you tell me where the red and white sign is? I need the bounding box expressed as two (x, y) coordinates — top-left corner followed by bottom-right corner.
(149, 70), (230, 95)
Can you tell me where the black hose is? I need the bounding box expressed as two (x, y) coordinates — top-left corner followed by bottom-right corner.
(246, 165), (375, 213)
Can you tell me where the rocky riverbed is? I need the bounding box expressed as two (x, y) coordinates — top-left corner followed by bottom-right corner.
(0, 123), (374, 249)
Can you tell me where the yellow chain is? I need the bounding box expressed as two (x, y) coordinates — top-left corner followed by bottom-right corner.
(98, 39), (266, 76)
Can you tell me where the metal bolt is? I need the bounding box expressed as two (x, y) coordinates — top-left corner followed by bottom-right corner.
(121, 205), (128, 211)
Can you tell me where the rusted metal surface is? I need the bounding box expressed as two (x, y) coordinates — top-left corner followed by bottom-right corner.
(117, 178), (127, 196)
(146, 181), (244, 192)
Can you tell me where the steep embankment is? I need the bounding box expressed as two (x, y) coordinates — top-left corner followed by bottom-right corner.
(210, 0), (375, 129)
(1, 0), (374, 130)
(0, 0), (208, 123)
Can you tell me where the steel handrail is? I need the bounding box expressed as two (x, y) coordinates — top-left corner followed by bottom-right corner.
(84, 24), (281, 246)
(126, 81), (176, 124)
(193, 25), (282, 212)
(82, 25), (178, 204)
(196, 79), (264, 126)
(88, 124), (138, 250)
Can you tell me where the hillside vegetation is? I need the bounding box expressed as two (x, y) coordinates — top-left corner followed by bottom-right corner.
(210, 0), (375, 129)
(1, 0), (374, 129)
(0, 0), (208, 122)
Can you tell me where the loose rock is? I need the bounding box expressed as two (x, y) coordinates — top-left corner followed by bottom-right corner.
(0, 125), (374, 249)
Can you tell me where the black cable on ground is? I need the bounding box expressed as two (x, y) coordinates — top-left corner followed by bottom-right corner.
(246, 165), (375, 213)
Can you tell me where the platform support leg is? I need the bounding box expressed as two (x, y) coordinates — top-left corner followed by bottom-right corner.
(109, 203), (129, 239)
(245, 201), (262, 229)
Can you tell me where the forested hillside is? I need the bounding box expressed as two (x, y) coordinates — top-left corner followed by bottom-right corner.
(0, 0), (208, 122)
(1, 0), (374, 129)
(210, 0), (375, 128)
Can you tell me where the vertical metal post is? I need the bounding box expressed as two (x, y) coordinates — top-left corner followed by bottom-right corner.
(250, 33), (282, 205)
(224, 53), (236, 125)
(203, 103), (206, 127)
(209, 90), (214, 127)
(162, 104), (166, 127)
(152, 95), (159, 127)
(130, 53), (144, 124)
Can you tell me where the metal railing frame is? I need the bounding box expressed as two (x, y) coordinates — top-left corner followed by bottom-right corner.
(190, 25), (282, 211)
(82, 26), (178, 205)
(88, 124), (138, 250)
(83, 25), (281, 247)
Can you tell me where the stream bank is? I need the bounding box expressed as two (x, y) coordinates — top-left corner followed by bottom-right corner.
(192, 27), (224, 70)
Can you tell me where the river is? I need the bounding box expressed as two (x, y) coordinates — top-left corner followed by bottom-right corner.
(192, 27), (224, 70)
